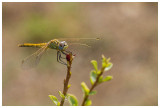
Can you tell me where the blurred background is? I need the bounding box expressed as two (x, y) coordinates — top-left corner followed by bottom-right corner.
(2, 2), (157, 106)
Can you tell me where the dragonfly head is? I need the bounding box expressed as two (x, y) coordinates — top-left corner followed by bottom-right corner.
(59, 41), (68, 51)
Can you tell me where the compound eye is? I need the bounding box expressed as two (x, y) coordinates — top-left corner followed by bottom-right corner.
(60, 41), (65, 47)
(59, 43), (63, 47)
(64, 43), (67, 46)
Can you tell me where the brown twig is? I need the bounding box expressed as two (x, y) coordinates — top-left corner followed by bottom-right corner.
(60, 53), (73, 106)
(81, 67), (105, 106)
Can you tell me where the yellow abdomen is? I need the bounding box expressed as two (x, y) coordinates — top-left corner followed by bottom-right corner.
(18, 43), (47, 48)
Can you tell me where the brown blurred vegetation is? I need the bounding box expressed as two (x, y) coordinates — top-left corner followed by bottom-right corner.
(2, 2), (157, 106)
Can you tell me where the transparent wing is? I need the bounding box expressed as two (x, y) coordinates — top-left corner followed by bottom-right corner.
(57, 37), (100, 47)
(57, 38), (100, 54)
(21, 45), (48, 70)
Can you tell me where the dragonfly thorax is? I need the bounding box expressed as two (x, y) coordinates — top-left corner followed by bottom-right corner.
(58, 41), (68, 51)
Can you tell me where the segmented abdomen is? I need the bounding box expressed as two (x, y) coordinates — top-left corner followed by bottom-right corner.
(18, 43), (47, 48)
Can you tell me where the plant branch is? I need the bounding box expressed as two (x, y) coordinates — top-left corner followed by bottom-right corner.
(60, 53), (73, 106)
(81, 67), (105, 106)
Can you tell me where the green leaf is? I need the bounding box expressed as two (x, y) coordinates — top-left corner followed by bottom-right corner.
(98, 75), (103, 83)
(104, 63), (113, 71)
(102, 55), (107, 68)
(85, 99), (92, 106)
(90, 70), (97, 85)
(58, 91), (65, 99)
(103, 76), (113, 82)
(97, 70), (101, 75)
(101, 55), (113, 71)
(67, 94), (78, 106)
(48, 95), (60, 106)
(68, 84), (71, 88)
(81, 82), (89, 95)
(91, 60), (98, 72)
(89, 91), (97, 95)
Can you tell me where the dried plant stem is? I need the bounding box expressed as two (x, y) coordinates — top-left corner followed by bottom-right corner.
(81, 67), (105, 106)
(60, 53), (73, 106)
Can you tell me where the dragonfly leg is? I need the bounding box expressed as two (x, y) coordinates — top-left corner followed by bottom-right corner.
(60, 56), (66, 59)
(61, 50), (72, 55)
(59, 52), (66, 59)
(60, 51), (69, 59)
(66, 50), (72, 53)
(57, 51), (59, 62)
(57, 51), (67, 65)
(59, 52), (67, 65)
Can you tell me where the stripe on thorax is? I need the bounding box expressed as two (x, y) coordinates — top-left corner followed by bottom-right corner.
(48, 39), (60, 49)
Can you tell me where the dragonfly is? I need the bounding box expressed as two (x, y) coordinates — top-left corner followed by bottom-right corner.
(18, 38), (100, 69)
